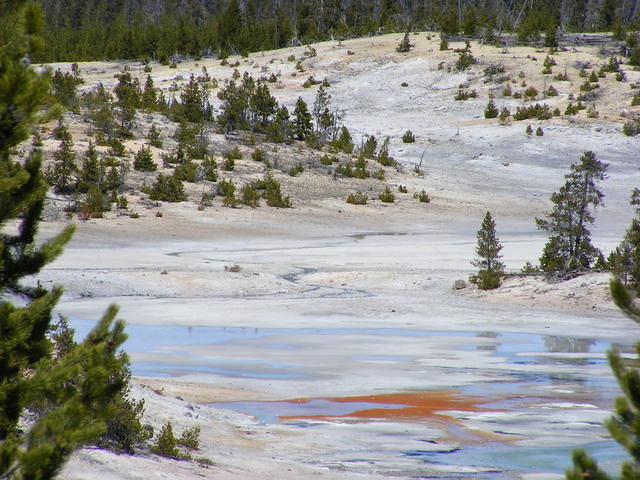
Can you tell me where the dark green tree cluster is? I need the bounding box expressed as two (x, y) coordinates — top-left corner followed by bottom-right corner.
(31, 0), (640, 63)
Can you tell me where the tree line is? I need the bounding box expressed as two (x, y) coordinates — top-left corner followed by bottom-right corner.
(33, 0), (640, 62)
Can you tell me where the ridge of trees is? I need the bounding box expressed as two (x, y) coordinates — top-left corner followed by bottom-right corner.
(34, 0), (640, 62)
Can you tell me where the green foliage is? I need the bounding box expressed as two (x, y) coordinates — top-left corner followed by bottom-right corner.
(375, 137), (395, 167)
(288, 163), (304, 176)
(133, 146), (157, 172)
(526, 124), (533, 135)
(484, 98), (499, 119)
(200, 156), (218, 182)
(330, 126), (354, 153)
(174, 161), (199, 182)
(378, 186), (395, 203)
(151, 422), (181, 459)
(145, 173), (188, 202)
(536, 126), (544, 136)
(346, 191), (368, 205)
(402, 130), (416, 143)
(536, 152), (608, 276)
(336, 156), (369, 179)
(240, 184), (260, 207)
(439, 35), (449, 51)
(470, 211), (505, 290)
(177, 426), (201, 450)
(50, 68), (84, 112)
(171, 74), (211, 124)
(84, 183), (111, 217)
(147, 124), (163, 148)
(455, 50), (476, 71)
(216, 178), (235, 197)
(608, 189), (640, 293)
(260, 172), (291, 208)
(513, 103), (552, 121)
(455, 88), (478, 101)
(47, 137), (78, 194)
(252, 148), (265, 162)
(623, 119), (640, 137)
(113, 72), (140, 136)
(523, 86), (538, 101)
(414, 190), (431, 203)
(361, 135), (378, 159)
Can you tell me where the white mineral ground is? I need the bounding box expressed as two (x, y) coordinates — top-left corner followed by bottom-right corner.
(29, 33), (640, 478)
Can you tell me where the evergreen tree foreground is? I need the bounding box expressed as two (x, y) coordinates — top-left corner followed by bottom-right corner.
(0, 3), (135, 478)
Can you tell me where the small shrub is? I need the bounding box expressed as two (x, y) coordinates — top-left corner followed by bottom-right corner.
(623, 119), (640, 136)
(413, 190), (431, 203)
(617, 71), (627, 82)
(554, 71), (569, 81)
(632, 93), (640, 106)
(216, 178), (235, 196)
(484, 98), (499, 119)
(224, 146), (242, 160)
(174, 161), (199, 182)
(378, 186), (395, 203)
(439, 35), (449, 51)
(346, 191), (368, 205)
(513, 103), (552, 121)
(288, 163), (304, 176)
(588, 71), (598, 82)
(144, 173), (187, 202)
(455, 50), (476, 71)
(201, 156), (218, 182)
(400, 82), (408, 87)
(523, 86), (538, 101)
(526, 124), (533, 135)
(544, 85), (558, 97)
(502, 83), (512, 96)
(240, 184), (260, 207)
(586, 104), (599, 118)
(261, 172), (291, 208)
(251, 148), (265, 162)
(398, 185), (408, 193)
(535, 126), (544, 136)
(178, 426), (201, 450)
(223, 157), (235, 171)
(151, 423), (181, 459)
(320, 155), (338, 165)
(402, 130), (416, 143)
(455, 88), (478, 101)
(133, 146), (157, 172)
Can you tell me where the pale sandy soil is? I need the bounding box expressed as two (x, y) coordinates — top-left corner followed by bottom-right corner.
(30, 32), (640, 479)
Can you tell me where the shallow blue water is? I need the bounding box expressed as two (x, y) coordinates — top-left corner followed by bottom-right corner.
(409, 440), (627, 477)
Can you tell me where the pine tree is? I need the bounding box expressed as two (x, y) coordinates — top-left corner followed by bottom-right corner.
(77, 142), (102, 192)
(133, 145), (157, 172)
(292, 97), (312, 140)
(609, 189), (640, 293)
(140, 74), (158, 112)
(113, 72), (139, 136)
(470, 211), (505, 290)
(47, 137), (78, 194)
(1, 3), (130, 478)
(484, 98), (499, 119)
(536, 152), (608, 277)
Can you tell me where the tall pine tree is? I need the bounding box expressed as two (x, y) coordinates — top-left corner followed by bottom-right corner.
(0, 3), (131, 478)
(537, 151), (608, 277)
(470, 211), (505, 290)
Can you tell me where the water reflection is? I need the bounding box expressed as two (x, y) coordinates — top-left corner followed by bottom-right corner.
(544, 336), (596, 353)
